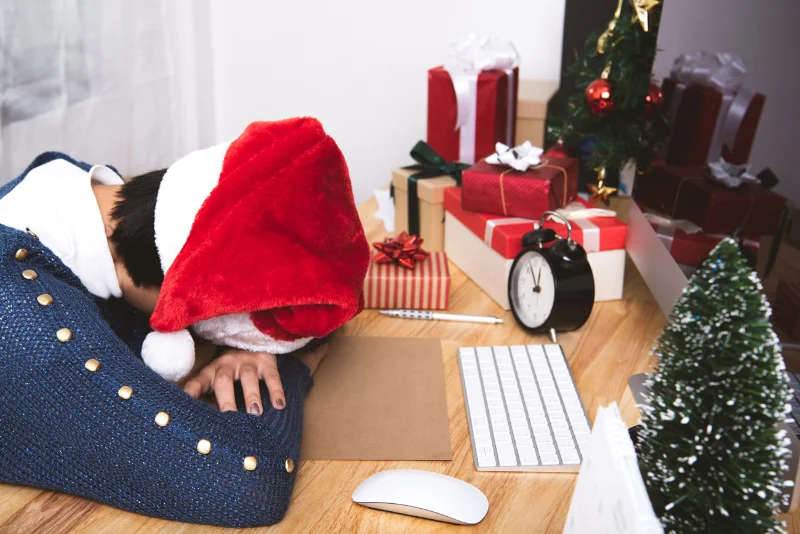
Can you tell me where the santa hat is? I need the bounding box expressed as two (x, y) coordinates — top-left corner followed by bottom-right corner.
(141, 118), (370, 380)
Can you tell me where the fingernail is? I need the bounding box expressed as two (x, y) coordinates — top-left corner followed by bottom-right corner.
(249, 402), (262, 416)
(276, 398), (285, 410)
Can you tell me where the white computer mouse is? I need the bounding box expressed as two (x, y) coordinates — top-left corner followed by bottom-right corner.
(351, 469), (489, 525)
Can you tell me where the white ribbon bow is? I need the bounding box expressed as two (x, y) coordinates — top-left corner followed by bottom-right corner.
(485, 141), (543, 172)
(444, 34), (520, 163)
(670, 51), (747, 93)
(707, 158), (760, 188)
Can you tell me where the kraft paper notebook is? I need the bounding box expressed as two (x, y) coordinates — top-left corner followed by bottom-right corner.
(300, 336), (452, 461)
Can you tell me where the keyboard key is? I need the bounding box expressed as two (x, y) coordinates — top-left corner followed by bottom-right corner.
(477, 455), (497, 468)
(518, 447), (539, 466)
(537, 443), (557, 456)
(494, 431), (512, 443)
(540, 453), (560, 465)
(560, 449), (580, 464)
(535, 433), (554, 445)
(516, 436), (534, 448)
(474, 436), (493, 448)
(496, 443), (517, 466)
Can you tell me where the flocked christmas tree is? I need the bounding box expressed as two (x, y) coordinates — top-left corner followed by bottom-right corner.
(638, 239), (793, 533)
(547, 0), (669, 203)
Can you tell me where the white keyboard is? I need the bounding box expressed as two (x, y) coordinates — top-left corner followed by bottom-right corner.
(458, 344), (592, 472)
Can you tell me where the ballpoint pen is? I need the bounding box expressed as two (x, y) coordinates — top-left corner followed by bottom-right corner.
(379, 309), (504, 325)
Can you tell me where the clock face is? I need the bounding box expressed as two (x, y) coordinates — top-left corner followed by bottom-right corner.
(510, 250), (556, 329)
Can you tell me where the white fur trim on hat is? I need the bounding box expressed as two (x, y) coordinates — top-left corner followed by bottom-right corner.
(153, 140), (232, 275)
(142, 329), (196, 381)
(192, 313), (313, 354)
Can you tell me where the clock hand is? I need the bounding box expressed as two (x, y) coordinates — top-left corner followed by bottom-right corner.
(536, 266), (542, 288)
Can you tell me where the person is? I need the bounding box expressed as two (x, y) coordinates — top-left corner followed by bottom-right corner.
(0, 118), (369, 527)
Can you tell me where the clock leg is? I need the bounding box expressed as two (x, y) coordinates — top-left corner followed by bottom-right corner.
(549, 328), (557, 344)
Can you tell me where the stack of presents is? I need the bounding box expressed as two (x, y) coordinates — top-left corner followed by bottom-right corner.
(366, 42), (790, 314)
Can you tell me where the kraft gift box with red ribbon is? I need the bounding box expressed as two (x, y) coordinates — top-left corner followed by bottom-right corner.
(460, 157), (579, 219)
(427, 35), (519, 164)
(663, 52), (765, 166)
(363, 249), (451, 310)
(634, 165), (787, 236)
(443, 187), (626, 309)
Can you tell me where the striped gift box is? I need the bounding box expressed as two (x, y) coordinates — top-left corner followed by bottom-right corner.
(363, 252), (450, 309)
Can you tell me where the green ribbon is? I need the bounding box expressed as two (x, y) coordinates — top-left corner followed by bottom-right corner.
(395, 141), (470, 236)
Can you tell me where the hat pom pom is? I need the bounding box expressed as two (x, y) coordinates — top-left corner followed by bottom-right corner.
(142, 329), (195, 382)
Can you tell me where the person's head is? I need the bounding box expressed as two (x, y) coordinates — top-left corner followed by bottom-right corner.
(106, 169), (167, 314)
(104, 118), (369, 381)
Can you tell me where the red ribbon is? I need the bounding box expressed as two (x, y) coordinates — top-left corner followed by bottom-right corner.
(372, 232), (429, 270)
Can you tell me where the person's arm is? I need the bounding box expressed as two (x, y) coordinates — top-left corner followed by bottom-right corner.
(0, 228), (312, 527)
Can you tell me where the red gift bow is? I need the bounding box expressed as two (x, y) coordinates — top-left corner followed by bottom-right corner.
(372, 232), (429, 269)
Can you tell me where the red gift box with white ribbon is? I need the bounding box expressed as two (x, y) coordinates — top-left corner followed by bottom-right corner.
(443, 187), (627, 308)
(444, 187), (626, 259)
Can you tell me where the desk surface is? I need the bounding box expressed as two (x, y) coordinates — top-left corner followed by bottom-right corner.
(1, 196), (798, 533)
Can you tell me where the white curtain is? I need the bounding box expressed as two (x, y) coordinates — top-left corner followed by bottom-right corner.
(0, 0), (215, 180)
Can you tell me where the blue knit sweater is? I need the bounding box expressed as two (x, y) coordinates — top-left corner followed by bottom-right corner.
(0, 153), (312, 527)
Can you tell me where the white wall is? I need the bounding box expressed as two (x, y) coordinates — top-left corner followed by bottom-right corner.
(653, 0), (800, 205)
(209, 0), (566, 204)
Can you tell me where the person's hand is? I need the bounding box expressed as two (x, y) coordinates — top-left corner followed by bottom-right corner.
(183, 344), (328, 415)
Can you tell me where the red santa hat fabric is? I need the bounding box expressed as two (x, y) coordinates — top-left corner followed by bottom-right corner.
(142, 118), (369, 380)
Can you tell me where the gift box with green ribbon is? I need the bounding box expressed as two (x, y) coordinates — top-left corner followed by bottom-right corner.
(392, 141), (468, 251)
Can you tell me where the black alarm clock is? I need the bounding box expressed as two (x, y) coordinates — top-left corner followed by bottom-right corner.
(507, 211), (595, 341)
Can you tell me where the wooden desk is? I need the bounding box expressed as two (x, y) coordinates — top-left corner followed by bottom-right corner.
(2, 197), (798, 533)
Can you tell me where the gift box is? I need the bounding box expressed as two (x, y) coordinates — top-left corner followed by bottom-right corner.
(427, 36), (519, 164)
(446, 187), (625, 257)
(663, 52), (765, 166)
(363, 251), (450, 310)
(461, 156), (579, 219)
(774, 280), (800, 341)
(514, 79), (559, 147)
(635, 165), (787, 236)
(392, 168), (456, 252)
(650, 220), (760, 267)
(444, 187), (626, 309)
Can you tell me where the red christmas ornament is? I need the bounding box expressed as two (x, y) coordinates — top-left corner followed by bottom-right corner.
(372, 232), (429, 269)
(644, 82), (663, 116)
(586, 78), (615, 116)
(545, 139), (571, 158)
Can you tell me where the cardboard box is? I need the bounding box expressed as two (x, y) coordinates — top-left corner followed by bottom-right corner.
(392, 168), (456, 251)
(445, 214), (625, 310)
(515, 80), (559, 148)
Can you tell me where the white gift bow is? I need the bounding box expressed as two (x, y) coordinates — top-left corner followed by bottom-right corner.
(485, 141), (543, 172)
(707, 158), (760, 188)
(444, 34), (519, 163)
(670, 51), (746, 92)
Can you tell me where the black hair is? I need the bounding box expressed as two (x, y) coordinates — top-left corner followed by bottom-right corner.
(109, 169), (166, 288)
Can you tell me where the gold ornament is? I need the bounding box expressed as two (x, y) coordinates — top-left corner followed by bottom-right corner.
(588, 169), (617, 205)
(631, 0), (659, 32)
(596, 0), (623, 54)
